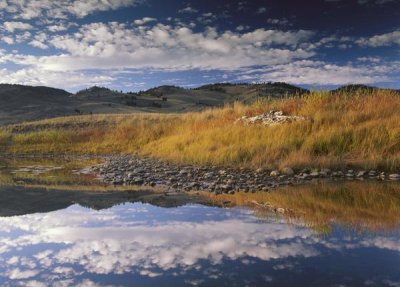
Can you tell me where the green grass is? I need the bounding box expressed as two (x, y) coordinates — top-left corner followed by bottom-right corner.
(1, 89), (400, 171)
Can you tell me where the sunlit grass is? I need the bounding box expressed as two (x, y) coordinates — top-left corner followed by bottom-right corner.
(1, 89), (400, 170)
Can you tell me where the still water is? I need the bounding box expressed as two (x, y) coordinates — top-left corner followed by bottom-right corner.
(0, 159), (399, 286)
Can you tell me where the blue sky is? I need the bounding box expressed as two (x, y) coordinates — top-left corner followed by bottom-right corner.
(0, 0), (399, 92)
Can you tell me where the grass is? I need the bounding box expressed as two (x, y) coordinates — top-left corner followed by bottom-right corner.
(1, 89), (400, 171)
(201, 181), (400, 233)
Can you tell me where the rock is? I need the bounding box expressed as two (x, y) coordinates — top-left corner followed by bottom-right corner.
(281, 167), (294, 176)
(270, 170), (280, 177)
(256, 168), (265, 174)
(276, 207), (285, 214)
(235, 110), (308, 126)
(389, 174), (400, 180)
(217, 184), (232, 193)
(218, 170), (227, 176)
(132, 177), (144, 185)
(357, 171), (367, 177)
(320, 168), (331, 174)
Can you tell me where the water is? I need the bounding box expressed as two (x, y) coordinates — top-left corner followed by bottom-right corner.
(0, 159), (399, 286)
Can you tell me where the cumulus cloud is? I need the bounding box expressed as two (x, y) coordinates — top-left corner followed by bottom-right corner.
(357, 30), (400, 46)
(237, 60), (399, 85)
(2, 36), (14, 44)
(3, 21), (33, 32)
(17, 23), (313, 71)
(0, 0), (143, 19)
(0, 67), (114, 88)
(179, 5), (198, 13)
(133, 17), (157, 25)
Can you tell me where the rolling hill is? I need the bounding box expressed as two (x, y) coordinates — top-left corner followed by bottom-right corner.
(1, 82), (397, 125)
(0, 82), (311, 125)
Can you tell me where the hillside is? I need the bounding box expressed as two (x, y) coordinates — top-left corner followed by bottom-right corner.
(1, 89), (399, 171)
(0, 84), (72, 124)
(0, 82), (310, 125)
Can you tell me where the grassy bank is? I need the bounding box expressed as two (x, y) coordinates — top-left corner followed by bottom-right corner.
(1, 90), (400, 171)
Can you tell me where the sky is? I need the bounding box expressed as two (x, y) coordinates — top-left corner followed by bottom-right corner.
(0, 0), (399, 92)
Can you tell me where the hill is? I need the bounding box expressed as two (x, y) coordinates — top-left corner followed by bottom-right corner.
(0, 82), (310, 125)
(0, 82), (398, 125)
(0, 84), (72, 125)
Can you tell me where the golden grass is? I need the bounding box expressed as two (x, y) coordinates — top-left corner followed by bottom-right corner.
(200, 181), (400, 233)
(1, 89), (400, 170)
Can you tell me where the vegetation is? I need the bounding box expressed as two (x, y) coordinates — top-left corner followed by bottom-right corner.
(201, 181), (400, 233)
(1, 89), (399, 171)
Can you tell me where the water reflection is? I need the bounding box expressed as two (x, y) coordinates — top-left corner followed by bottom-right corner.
(0, 159), (400, 286)
(0, 200), (399, 286)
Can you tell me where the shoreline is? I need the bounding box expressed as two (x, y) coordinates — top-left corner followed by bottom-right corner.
(86, 155), (400, 194)
(2, 154), (399, 194)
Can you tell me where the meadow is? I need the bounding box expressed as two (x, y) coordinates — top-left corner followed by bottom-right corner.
(1, 89), (399, 171)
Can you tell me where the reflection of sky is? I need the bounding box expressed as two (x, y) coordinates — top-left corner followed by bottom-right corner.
(0, 203), (399, 287)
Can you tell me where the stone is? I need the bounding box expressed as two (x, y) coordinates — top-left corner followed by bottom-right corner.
(218, 170), (227, 176)
(235, 110), (308, 126)
(357, 171), (367, 177)
(256, 168), (265, 174)
(320, 168), (331, 174)
(281, 167), (294, 176)
(132, 177), (144, 185)
(389, 174), (400, 180)
(270, 170), (280, 177)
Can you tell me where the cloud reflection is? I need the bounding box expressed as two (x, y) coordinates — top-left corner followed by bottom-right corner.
(0, 203), (398, 286)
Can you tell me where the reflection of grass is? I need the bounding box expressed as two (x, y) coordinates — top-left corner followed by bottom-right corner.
(201, 181), (400, 233)
(1, 90), (400, 170)
(20, 183), (163, 193)
(0, 158), (101, 186)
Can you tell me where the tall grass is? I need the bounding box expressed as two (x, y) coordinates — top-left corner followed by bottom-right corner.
(2, 90), (400, 170)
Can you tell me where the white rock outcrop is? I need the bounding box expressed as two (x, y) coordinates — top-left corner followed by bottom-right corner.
(235, 110), (307, 126)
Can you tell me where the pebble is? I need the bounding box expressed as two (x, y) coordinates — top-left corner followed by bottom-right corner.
(87, 156), (399, 194)
(389, 174), (400, 180)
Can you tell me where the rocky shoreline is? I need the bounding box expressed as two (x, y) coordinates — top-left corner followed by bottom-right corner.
(86, 155), (400, 194)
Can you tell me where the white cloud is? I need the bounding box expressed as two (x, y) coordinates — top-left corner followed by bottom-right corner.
(0, 67), (114, 89)
(2, 36), (14, 44)
(0, 0), (143, 20)
(29, 32), (48, 49)
(357, 30), (400, 47)
(6, 268), (40, 280)
(27, 23), (313, 71)
(237, 60), (399, 85)
(3, 21), (33, 32)
(15, 31), (32, 43)
(133, 17), (157, 25)
(256, 7), (267, 14)
(267, 18), (290, 26)
(29, 40), (49, 49)
(179, 5), (198, 13)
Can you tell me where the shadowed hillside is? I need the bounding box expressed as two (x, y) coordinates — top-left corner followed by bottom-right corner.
(0, 82), (309, 125)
